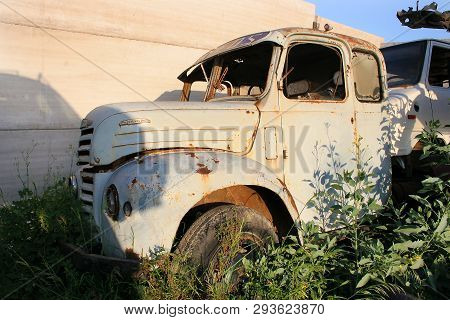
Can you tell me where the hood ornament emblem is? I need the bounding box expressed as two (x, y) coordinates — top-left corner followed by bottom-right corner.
(119, 118), (152, 126)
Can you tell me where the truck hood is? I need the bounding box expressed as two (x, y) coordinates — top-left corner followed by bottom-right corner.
(80, 100), (260, 166)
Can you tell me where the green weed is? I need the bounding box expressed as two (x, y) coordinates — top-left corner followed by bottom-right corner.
(0, 181), (137, 299)
(1, 123), (448, 300)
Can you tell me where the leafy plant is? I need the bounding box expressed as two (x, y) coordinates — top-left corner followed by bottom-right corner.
(416, 120), (450, 165)
(240, 224), (343, 300)
(1, 123), (448, 300)
(240, 129), (449, 300)
(0, 181), (137, 299)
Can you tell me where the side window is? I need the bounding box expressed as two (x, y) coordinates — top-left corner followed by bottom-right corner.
(352, 51), (381, 102)
(428, 46), (450, 88)
(283, 43), (345, 101)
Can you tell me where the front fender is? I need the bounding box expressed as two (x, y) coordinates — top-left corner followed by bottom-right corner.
(100, 151), (298, 257)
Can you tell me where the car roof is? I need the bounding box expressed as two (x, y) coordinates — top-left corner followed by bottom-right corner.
(381, 39), (450, 49)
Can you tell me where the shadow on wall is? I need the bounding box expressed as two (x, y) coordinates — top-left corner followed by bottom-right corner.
(0, 73), (80, 128)
(0, 73), (81, 203)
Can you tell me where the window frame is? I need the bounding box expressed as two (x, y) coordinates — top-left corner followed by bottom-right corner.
(281, 41), (348, 103)
(180, 43), (281, 102)
(352, 49), (383, 103)
(426, 43), (450, 89)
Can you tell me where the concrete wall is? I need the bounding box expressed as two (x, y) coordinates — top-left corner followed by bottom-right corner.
(0, 0), (383, 202)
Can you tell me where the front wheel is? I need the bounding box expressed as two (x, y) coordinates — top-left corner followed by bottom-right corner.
(176, 205), (278, 284)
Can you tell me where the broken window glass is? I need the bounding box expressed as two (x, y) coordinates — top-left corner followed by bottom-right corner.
(283, 43), (345, 101)
(182, 42), (275, 101)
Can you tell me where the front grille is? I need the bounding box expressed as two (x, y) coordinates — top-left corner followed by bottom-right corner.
(77, 128), (93, 165)
(80, 170), (94, 213)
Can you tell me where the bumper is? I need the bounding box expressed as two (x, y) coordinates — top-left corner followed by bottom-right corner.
(59, 242), (140, 275)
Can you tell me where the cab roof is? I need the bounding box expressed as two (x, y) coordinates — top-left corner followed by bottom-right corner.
(178, 27), (378, 81)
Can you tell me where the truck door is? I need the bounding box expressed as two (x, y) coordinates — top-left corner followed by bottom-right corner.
(351, 50), (391, 204)
(278, 39), (356, 229)
(425, 41), (450, 142)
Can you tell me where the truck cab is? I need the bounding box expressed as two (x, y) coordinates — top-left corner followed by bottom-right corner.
(74, 28), (390, 262)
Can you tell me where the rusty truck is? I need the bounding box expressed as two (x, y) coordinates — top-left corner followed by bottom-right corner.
(70, 28), (392, 268)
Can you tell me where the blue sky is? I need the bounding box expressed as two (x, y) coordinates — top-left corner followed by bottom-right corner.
(309, 0), (449, 42)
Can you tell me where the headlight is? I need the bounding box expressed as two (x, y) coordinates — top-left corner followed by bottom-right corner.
(105, 184), (119, 221)
(68, 175), (78, 196)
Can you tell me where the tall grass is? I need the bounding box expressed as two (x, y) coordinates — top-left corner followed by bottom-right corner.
(240, 122), (449, 300)
(0, 182), (138, 299)
(241, 176), (449, 299)
(0, 122), (448, 300)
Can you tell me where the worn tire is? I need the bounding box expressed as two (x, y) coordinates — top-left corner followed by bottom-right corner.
(176, 205), (278, 270)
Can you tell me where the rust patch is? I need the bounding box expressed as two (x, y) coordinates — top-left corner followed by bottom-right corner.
(196, 166), (212, 175)
(194, 186), (272, 222)
(285, 190), (299, 213)
(246, 110), (251, 114)
(212, 158), (220, 163)
(277, 178), (287, 188)
(180, 82), (191, 102)
(125, 248), (140, 260)
(129, 177), (146, 190)
(186, 152), (198, 158)
(277, 178), (298, 213)
(276, 27), (377, 51)
(197, 163), (206, 168)
(336, 33), (376, 51)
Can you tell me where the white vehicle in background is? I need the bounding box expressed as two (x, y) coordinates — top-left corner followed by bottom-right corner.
(381, 39), (450, 176)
